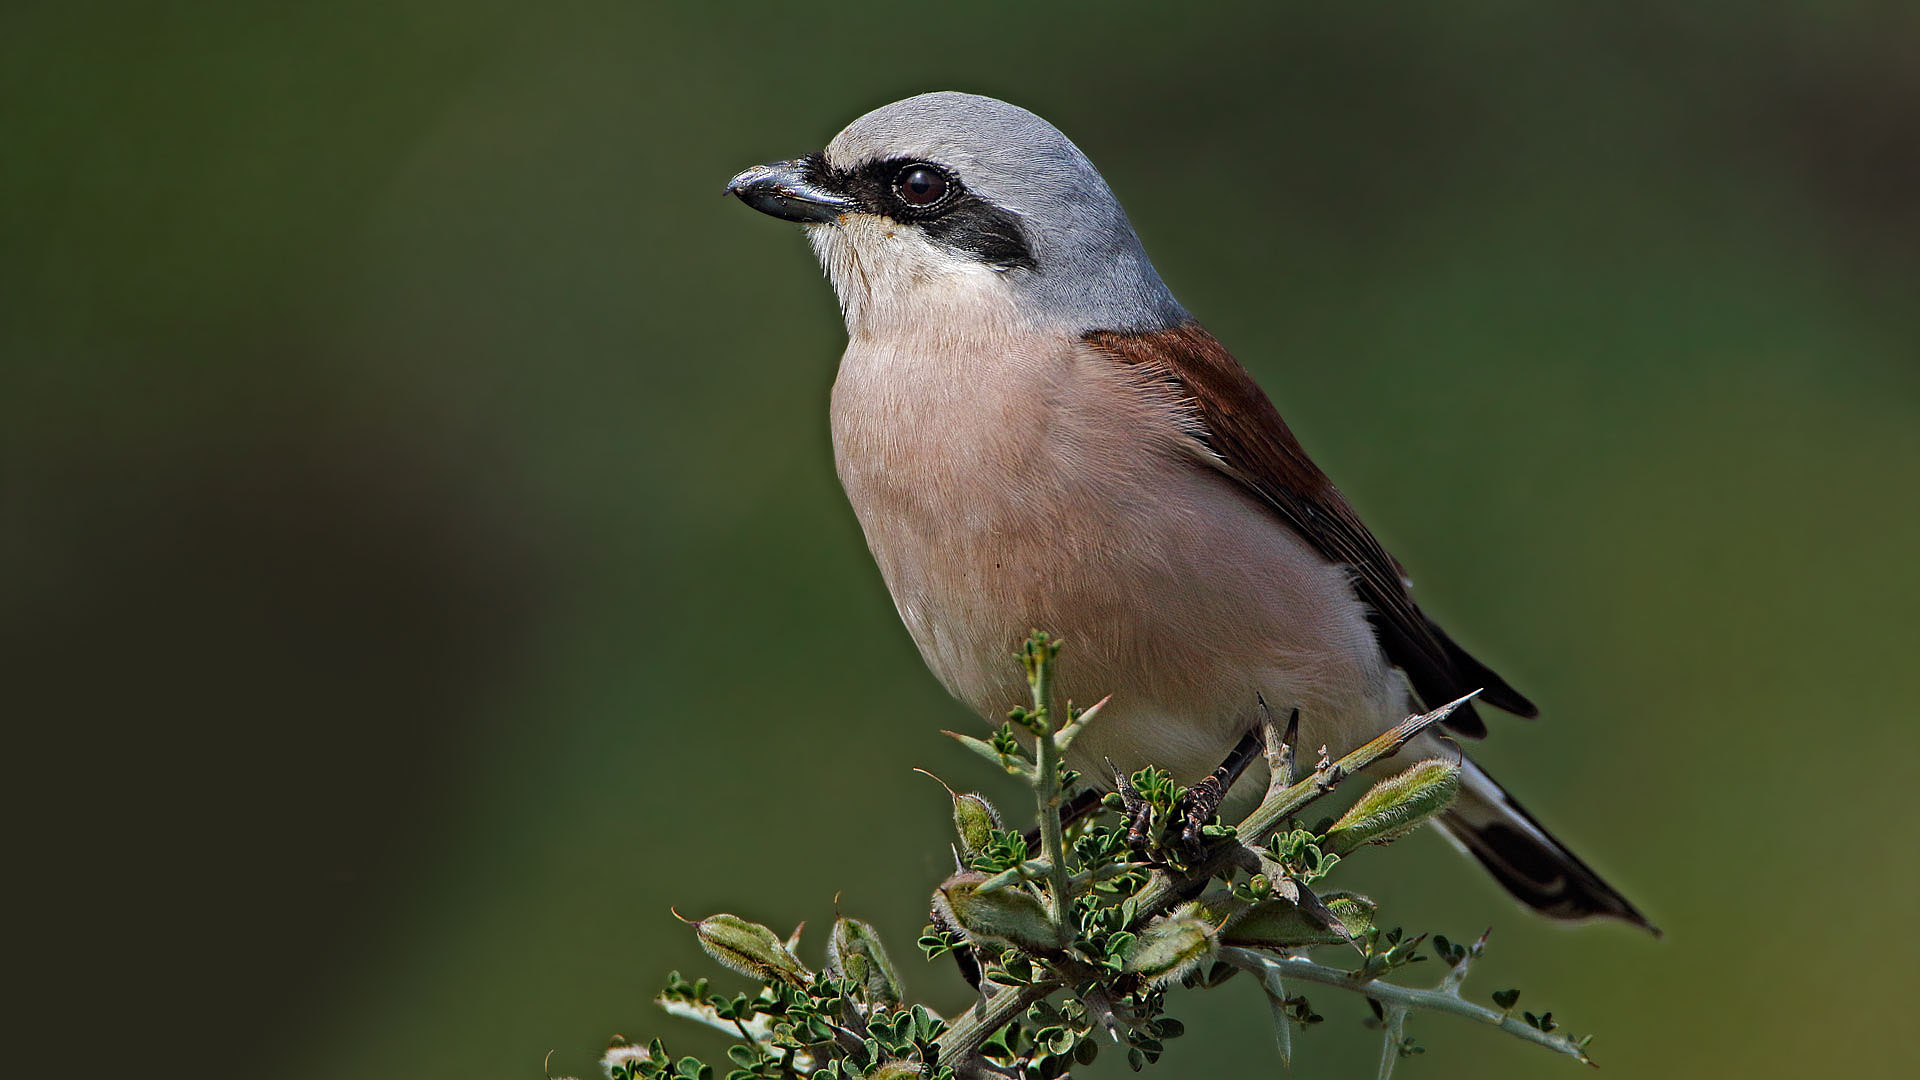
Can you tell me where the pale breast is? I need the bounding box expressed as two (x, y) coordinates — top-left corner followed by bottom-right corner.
(830, 332), (1408, 783)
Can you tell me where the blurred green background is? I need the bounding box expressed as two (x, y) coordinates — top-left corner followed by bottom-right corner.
(6, 1), (1917, 1077)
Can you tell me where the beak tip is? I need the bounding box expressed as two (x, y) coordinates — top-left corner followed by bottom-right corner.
(722, 163), (771, 199)
(725, 159), (855, 224)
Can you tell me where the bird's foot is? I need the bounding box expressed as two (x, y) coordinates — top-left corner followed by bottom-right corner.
(1172, 775), (1229, 860)
(1109, 760), (1157, 859)
(1172, 725), (1266, 861)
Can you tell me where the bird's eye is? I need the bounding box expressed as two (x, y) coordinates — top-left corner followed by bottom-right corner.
(893, 164), (949, 207)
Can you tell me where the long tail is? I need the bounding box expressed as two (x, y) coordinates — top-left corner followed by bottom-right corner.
(1437, 760), (1659, 935)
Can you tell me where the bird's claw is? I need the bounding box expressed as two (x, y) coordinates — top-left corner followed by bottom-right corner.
(1110, 760), (1157, 858)
(1173, 776), (1228, 861)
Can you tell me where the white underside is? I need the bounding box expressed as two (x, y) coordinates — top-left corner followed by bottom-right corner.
(814, 218), (1422, 787)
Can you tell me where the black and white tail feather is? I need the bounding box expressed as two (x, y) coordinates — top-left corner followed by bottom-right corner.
(1437, 760), (1659, 935)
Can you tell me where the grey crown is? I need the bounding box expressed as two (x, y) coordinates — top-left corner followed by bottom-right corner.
(826, 92), (1190, 335)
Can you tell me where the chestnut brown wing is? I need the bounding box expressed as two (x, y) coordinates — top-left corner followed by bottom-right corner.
(1086, 324), (1537, 736)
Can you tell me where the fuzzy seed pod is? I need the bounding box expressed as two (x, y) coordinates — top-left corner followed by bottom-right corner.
(827, 916), (904, 1006)
(934, 872), (1065, 952)
(1120, 904), (1218, 986)
(691, 913), (811, 986)
(1223, 890), (1376, 948)
(1321, 759), (1461, 855)
(952, 792), (1001, 861)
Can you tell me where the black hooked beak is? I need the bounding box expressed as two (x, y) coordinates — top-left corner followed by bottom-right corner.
(724, 158), (858, 224)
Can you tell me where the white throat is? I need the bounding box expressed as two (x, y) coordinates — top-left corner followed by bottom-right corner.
(807, 216), (1026, 343)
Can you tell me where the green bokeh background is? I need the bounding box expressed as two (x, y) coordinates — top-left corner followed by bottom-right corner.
(7, 2), (1917, 1077)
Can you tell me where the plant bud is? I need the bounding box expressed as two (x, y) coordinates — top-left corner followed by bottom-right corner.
(934, 872), (1065, 951)
(1121, 905), (1218, 986)
(953, 792), (1001, 860)
(1321, 891), (1376, 940)
(691, 913), (811, 986)
(827, 916), (905, 1006)
(1321, 759), (1460, 855)
(1223, 890), (1375, 948)
(1223, 899), (1342, 949)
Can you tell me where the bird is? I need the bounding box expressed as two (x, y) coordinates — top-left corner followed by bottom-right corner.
(725, 91), (1653, 932)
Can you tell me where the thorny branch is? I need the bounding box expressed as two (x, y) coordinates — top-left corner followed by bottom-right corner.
(598, 634), (1607, 1080)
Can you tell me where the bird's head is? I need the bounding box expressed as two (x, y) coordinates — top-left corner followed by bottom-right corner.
(726, 92), (1186, 339)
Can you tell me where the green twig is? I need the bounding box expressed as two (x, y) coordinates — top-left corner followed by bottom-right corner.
(1130, 692), (1478, 920)
(1024, 637), (1077, 938)
(932, 982), (1057, 1072)
(1221, 948), (1596, 1067)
